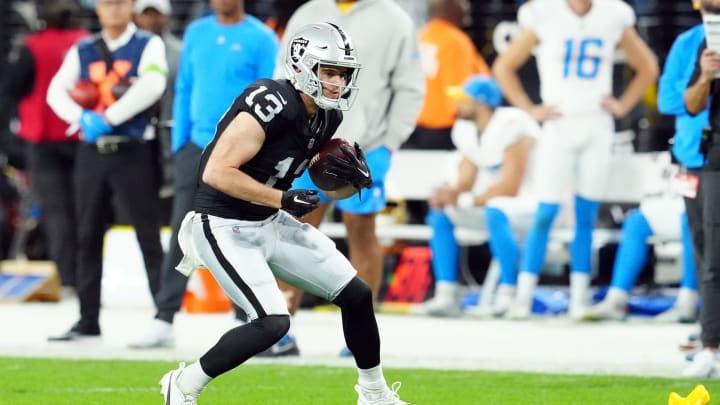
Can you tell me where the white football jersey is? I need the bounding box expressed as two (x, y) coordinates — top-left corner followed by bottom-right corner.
(451, 107), (541, 197)
(518, 0), (635, 114)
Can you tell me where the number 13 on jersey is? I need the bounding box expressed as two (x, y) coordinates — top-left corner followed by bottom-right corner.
(563, 38), (603, 79)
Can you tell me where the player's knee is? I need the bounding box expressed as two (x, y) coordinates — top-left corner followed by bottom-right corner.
(333, 277), (372, 310)
(344, 214), (377, 246)
(533, 203), (560, 230)
(622, 209), (651, 236)
(253, 314), (291, 342)
(574, 196), (600, 226)
(485, 207), (508, 230)
(426, 208), (453, 230)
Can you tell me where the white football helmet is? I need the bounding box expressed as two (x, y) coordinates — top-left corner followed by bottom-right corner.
(284, 22), (361, 111)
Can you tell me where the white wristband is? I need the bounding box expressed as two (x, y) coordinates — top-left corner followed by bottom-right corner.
(457, 192), (475, 209)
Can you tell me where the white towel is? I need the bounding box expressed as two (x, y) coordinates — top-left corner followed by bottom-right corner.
(175, 211), (204, 276)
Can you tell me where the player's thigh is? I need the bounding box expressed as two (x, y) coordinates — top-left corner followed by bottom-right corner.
(639, 197), (685, 240)
(191, 215), (289, 319)
(269, 211), (356, 301)
(533, 129), (575, 203)
(575, 117), (614, 200)
(337, 146), (391, 214)
(446, 206), (486, 230)
(486, 196), (537, 235)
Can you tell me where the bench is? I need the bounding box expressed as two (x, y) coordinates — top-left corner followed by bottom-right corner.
(319, 148), (685, 285)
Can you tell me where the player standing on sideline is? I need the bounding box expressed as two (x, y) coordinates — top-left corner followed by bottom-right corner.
(264, 0), (425, 358)
(681, 0), (720, 378)
(581, 164), (699, 322)
(160, 23), (410, 405)
(493, 0), (658, 319)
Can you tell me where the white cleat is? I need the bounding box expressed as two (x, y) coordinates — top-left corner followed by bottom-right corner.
(129, 319), (175, 349)
(579, 300), (626, 321)
(356, 382), (410, 405)
(681, 349), (719, 378)
(567, 304), (590, 321)
(464, 304), (494, 318)
(160, 363), (199, 405)
(504, 303), (531, 320)
(410, 296), (461, 317)
(653, 305), (697, 324)
(465, 298), (512, 318)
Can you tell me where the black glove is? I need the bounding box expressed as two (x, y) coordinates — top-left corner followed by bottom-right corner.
(325, 142), (373, 190)
(281, 189), (320, 217)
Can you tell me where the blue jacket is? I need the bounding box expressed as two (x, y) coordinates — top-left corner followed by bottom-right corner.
(171, 14), (279, 153)
(658, 24), (707, 169)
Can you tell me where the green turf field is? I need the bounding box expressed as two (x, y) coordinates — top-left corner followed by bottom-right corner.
(0, 357), (717, 404)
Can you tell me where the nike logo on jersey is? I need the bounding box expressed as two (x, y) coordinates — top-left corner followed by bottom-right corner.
(293, 196), (311, 204)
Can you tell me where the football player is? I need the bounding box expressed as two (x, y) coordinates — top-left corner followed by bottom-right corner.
(493, 0), (659, 319)
(581, 154), (698, 322)
(159, 23), (409, 405)
(411, 75), (541, 318)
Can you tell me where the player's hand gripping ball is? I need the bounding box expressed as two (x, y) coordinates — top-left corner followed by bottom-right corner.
(308, 138), (373, 192)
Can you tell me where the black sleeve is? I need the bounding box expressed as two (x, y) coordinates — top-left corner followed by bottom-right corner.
(3, 45), (35, 101)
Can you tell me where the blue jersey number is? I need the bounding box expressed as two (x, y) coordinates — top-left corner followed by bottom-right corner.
(563, 38), (603, 79)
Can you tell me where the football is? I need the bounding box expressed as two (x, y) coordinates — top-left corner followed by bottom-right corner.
(308, 138), (355, 191)
(68, 80), (99, 109)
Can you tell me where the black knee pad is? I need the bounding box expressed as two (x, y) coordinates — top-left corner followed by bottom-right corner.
(333, 277), (372, 310)
(252, 314), (291, 341)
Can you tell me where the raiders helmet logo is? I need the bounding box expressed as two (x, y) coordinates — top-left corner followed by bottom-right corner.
(290, 38), (309, 63)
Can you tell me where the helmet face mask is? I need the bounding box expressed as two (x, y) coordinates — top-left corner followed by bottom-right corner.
(284, 23), (361, 111)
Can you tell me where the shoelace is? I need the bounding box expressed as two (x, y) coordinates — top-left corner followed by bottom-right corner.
(386, 382), (410, 404)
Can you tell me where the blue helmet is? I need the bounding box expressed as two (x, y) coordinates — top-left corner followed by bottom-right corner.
(447, 74), (503, 108)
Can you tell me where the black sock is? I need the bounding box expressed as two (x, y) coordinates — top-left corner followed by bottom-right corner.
(199, 314), (290, 377)
(333, 277), (381, 369)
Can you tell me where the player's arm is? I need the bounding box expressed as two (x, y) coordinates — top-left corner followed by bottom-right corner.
(47, 44), (83, 124)
(470, 136), (533, 206)
(604, 26), (659, 118)
(456, 157), (478, 192)
(428, 157), (478, 209)
(492, 30), (559, 122)
(202, 112), (283, 208)
(685, 48), (720, 115)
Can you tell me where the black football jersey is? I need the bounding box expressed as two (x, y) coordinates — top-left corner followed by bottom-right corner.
(193, 79), (343, 220)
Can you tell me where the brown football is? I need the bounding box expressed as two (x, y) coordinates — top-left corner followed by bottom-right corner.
(308, 138), (355, 191)
(68, 80), (99, 109)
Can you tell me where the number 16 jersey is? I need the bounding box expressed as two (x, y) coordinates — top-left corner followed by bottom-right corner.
(194, 78), (342, 221)
(518, 0), (635, 115)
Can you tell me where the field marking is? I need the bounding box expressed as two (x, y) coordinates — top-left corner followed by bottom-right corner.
(0, 387), (159, 394)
